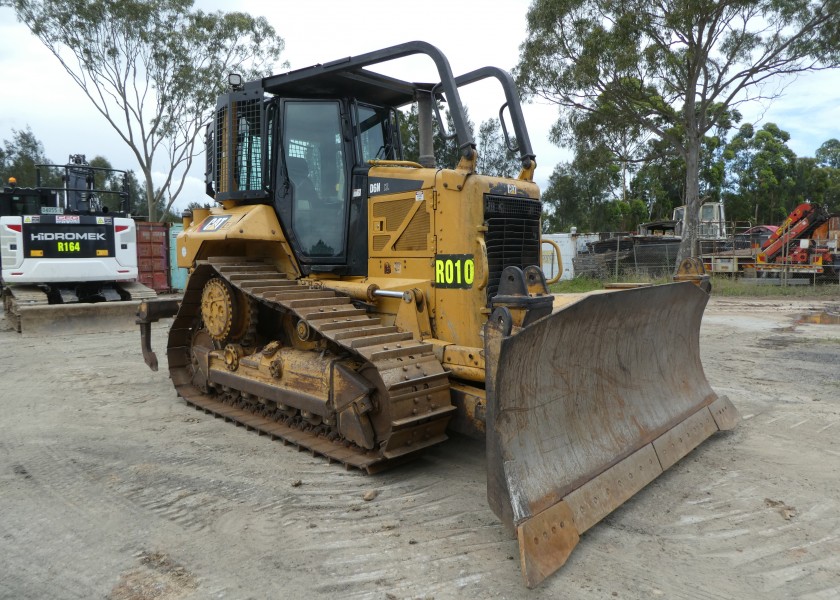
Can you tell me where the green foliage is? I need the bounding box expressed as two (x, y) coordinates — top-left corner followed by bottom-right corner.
(186, 200), (212, 210)
(11, 0), (285, 220)
(540, 144), (655, 233)
(630, 151), (684, 219)
(541, 150), (619, 233)
(709, 276), (840, 297)
(399, 103), (519, 174)
(0, 128), (153, 214)
(548, 276), (604, 294)
(399, 104), (420, 163)
(398, 103), (468, 168)
(84, 155), (140, 213)
(0, 127), (62, 188)
(552, 273), (840, 297)
(724, 123), (798, 223)
(476, 118), (521, 178)
(517, 0), (840, 263)
(816, 138), (840, 169)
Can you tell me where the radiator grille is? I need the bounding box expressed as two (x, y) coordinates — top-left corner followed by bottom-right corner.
(484, 195), (542, 301)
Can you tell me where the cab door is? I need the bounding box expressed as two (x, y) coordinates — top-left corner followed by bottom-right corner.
(275, 100), (352, 274)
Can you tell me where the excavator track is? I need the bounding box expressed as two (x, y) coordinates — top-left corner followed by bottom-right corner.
(116, 281), (158, 301)
(167, 258), (455, 472)
(2, 285), (50, 332)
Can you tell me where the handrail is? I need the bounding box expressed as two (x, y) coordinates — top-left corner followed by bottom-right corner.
(542, 238), (564, 284)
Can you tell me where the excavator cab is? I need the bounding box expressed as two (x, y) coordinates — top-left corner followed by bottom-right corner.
(140, 41), (739, 588)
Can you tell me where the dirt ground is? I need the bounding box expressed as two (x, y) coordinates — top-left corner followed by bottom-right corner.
(1, 295), (839, 600)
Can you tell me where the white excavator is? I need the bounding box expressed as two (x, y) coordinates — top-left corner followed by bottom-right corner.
(1, 154), (155, 333)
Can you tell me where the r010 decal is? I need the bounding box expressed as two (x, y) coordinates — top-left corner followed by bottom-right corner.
(435, 254), (475, 289)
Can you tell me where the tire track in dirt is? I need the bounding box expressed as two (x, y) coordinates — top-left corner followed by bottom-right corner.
(3, 299), (840, 599)
(632, 422), (840, 599)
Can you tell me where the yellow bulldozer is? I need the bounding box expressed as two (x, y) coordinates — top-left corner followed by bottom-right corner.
(137, 41), (738, 587)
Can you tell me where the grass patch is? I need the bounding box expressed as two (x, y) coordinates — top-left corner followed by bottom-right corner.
(549, 276), (604, 293)
(549, 273), (840, 299)
(710, 275), (840, 298)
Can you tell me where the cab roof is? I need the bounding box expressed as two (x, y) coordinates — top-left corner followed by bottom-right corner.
(262, 62), (433, 107)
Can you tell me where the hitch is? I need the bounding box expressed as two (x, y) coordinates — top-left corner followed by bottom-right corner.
(136, 298), (180, 371)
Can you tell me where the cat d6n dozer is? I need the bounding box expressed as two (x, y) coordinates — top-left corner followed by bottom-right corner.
(137, 41), (738, 587)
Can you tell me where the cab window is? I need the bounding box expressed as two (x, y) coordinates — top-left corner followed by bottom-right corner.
(357, 105), (398, 162)
(283, 101), (347, 258)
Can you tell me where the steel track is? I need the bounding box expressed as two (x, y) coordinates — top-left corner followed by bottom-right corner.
(167, 258), (455, 473)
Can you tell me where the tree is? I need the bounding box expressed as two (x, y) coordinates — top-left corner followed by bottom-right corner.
(556, 88), (654, 204)
(816, 138), (840, 169)
(11, 0), (285, 221)
(0, 127), (62, 188)
(541, 145), (621, 233)
(399, 102), (480, 169)
(724, 123), (798, 223)
(476, 118), (521, 178)
(629, 108), (736, 221)
(517, 0), (840, 267)
(631, 154), (684, 220)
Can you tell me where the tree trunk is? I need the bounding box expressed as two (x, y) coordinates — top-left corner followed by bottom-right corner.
(677, 135), (702, 272)
(143, 169), (156, 222)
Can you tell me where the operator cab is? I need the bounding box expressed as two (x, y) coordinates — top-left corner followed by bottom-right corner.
(0, 187), (58, 217)
(207, 75), (404, 276)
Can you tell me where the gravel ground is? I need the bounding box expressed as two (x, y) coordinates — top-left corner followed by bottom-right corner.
(1, 296), (838, 600)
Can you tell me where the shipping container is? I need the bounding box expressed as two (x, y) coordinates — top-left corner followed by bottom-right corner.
(136, 221), (170, 292)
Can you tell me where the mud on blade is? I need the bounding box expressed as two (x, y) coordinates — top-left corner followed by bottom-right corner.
(484, 282), (739, 588)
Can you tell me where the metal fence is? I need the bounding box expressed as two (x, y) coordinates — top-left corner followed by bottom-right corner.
(573, 240), (681, 280)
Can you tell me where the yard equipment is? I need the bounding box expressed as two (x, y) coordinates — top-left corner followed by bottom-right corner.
(136, 41), (738, 587)
(756, 202), (840, 279)
(1, 155), (155, 333)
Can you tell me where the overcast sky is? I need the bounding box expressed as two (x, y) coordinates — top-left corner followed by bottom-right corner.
(1, 0), (839, 214)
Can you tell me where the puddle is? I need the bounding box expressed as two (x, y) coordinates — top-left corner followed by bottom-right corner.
(797, 310), (840, 326)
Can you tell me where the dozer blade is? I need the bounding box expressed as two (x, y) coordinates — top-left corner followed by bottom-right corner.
(13, 301), (143, 336)
(484, 282), (739, 588)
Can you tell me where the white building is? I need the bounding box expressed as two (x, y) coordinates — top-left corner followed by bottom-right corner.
(541, 231), (600, 281)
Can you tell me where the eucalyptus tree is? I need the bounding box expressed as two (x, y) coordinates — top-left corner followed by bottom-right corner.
(0, 127), (62, 188)
(10, 0), (285, 220)
(816, 138), (840, 169)
(476, 118), (522, 178)
(399, 103), (477, 169)
(724, 123), (798, 223)
(518, 0), (840, 264)
(541, 143), (621, 232)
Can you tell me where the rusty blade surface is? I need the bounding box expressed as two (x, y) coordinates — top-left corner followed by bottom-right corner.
(484, 282), (738, 587)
